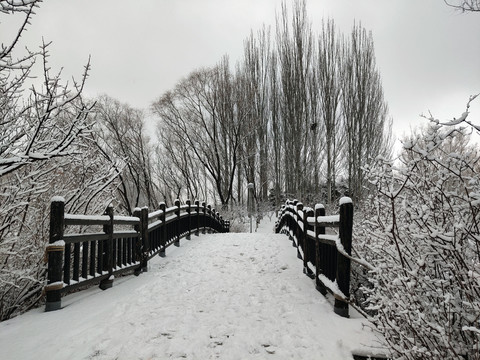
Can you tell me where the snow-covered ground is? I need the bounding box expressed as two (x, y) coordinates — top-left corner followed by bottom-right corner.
(0, 217), (385, 359)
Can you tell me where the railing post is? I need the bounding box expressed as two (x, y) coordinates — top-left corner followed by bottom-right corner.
(133, 208), (142, 275)
(195, 200), (200, 236)
(334, 197), (353, 318)
(213, 209), (217, 232)
(141, 207), (149, 272)
(207, 205), (212, 233)
(174, 199), (180, 247)
(159, 202), (166, 257)
(314, 204), (327, 295)
(202, 202), (206, 234)
(100, 204), (114, 290)
(275, 204), (285, 233)
(291, 200), (298, 247)
(45, 197), (65, 312)
(186, 199), (192, 240)
(296, 202), (304, 260)
(304, 207), (315, 279)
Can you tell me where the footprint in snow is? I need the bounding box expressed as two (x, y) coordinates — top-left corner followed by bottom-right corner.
(262, 344), (277, 354)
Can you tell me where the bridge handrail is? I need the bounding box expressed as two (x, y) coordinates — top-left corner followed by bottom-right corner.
(44, 197), (230, 312)
(275, 197), (355, 318)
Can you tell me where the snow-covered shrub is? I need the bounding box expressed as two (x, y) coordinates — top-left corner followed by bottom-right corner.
(355, 96), (480, 359)
(219, 204), (249, 233)
(0, 2), (118, 320)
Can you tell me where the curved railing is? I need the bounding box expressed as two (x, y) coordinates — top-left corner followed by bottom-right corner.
(45, 197), (229, 311)
(275, 197), (359, 318)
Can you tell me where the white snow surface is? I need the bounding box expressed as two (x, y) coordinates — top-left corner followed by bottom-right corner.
(0, 218), (384, 360)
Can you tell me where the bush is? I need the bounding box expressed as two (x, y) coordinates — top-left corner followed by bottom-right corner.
(355, 96), (480, 359)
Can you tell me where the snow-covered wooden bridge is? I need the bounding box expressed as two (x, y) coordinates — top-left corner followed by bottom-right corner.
(0, 218), (386, 360)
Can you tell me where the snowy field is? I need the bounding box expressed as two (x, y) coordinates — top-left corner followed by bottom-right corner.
(0, 217), (385, 359)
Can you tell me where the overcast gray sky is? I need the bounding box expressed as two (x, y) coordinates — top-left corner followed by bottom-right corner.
(2, 0), (479, 145)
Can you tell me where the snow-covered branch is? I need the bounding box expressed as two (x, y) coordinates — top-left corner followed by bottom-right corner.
(354, 96), (480, 359)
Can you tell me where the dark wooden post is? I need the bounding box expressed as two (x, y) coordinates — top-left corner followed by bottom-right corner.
(314, 204), (327, 295)
(291, 200), (298, 247)
(100, 204), (114, 290)
(186, 199), (192, 240)
(174, 199), (180, 247)
(159, 202), (166, 257)
(141, 207), (149, 271)
(195, 200), (200, 236)
(202, 202), (206, 234)
(296, 202), (304, 260)
(275, 205), (285, 233)
(133, 208), (143, 276)
(212, 208), (216, 233)
(207, 205), (212, 233)
(304, 207), (315, 279)
(334, 197), (353, 318)
(45, 197), (65, 312)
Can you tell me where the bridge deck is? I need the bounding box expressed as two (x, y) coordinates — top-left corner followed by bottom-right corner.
(0, 218), (385, 360)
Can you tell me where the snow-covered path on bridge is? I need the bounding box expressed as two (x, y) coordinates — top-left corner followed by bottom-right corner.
(0, 218), (383, 359)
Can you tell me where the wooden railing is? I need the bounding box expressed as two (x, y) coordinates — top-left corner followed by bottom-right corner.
(275, 197), (356, 318)
(45, 197), (229, 311)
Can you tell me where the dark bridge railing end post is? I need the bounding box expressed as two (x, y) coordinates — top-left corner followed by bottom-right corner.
(314, 204), (327, 295)
(334, 197), (353, 318)
(186, 199), (192, 240)
(99, 204), (114, 290)
(45, 197), (65, 312)
(159, 202), (166, 257)
(195, 200), (200, 236)
(174, 199), (180, 247)
(202, 202), (206, 234)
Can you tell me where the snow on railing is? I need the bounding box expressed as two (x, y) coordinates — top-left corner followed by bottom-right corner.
(45, 197), (230, 312)
(274, 198), (355, 318)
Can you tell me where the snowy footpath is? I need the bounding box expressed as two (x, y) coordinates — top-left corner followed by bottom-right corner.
(0, 218), (385, 360)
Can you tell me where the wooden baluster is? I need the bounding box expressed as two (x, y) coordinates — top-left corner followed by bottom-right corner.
(82, 239), (88, 280)
(73, 241), (80, 283)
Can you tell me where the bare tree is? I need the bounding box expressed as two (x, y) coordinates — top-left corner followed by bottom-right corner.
(269, 50), (283, 207)
(276, 0), (315, 199)
(341, 23), (392, 202)
(317, 19), (343, 204)
(444, 0), (480, 12)
(93, 95), (158, 214)
(0, 0), (119, 320)
(152, 60), (242, 206)
(241, 27), (272, 202)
